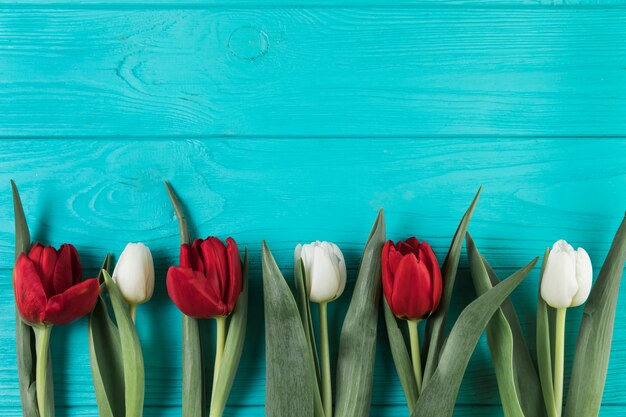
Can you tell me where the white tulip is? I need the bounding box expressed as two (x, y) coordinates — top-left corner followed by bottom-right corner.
(113, 242), (155, 306)
(541, 240), (592, 309)
(295, 241), (347, 303)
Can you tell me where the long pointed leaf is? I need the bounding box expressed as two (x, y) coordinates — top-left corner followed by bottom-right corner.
(164, 181), (204, 417)
(422, 187), (481, 385)
(88, 255), (125, 417)
(479, 253), (546, 417)
(468, 234), (544, 417)
(565, 215), (626, 417)
(334, 209), (385, 417)
(210, 250), (249, 417)
(263, 241), (314, 417)
(412, 256), (538, 417)
(103, 271), (145, 417)
(536, 249), (557, 417)
(383, 299), (419, 413)
(11, 180), (52, 417)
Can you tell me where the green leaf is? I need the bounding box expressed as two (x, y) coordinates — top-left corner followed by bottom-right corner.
(164, 180), (205, 417)
(262, 241), (314, 417)
(480, 254), (547, 417)
(103, 271), (145, 417)
(422, 187), (481, 385)
(294, 259), (325, 417)
(536, 249), (557, 417)
(334, 209), (386, 417)
(412, 256), (538, 417)
(383, 299), (419, 413)
(467, 233), (545, 417)
(11, 180), (52, 417)
(88, 255), (125, 417)
(565, 215), (626, 417)
(210, 249), (249, 417)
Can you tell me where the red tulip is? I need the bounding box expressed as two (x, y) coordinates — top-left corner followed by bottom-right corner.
(382, 237), (442, 320)
(13, 243), (100, 325)
(166, 237), (242, 319)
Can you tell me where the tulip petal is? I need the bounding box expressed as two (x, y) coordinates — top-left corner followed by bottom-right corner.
(571, 247), (593, 307)
(201, 237), (229, 299)
(40, 245), (58, 298)
(404, 237), (421, 252)
(225, 237), (242, 313)
(541, 249), (578, 308)
(331, 243), (347, 298)
(166, 266), (226, 318)
(43, 278), (100, 325)
(27, 242), (44, 267)
(53, 244), (78, 295)
(397, 240), (417, 256)
(309, 245), (341, 303)
(382, 241), (395, 309)
(190, 240), (206, 274)
(14, 254), (47, 324)
(392, 254), (433, 320)
(419, 242), (443, 311)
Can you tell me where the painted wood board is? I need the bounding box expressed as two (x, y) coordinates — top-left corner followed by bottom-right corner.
(1, 9), (625, 137)
(1, 139), (626, 416)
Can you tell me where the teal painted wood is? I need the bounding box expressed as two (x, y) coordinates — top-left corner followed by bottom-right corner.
(1, 9), (626, 137)
(1, 139), (626, 416)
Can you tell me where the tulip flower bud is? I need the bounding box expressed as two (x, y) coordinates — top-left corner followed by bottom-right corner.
(295, 241), (347, 303)
(382, 237), (442, 320)
(13, 243), (100, 325)
(167, 237), (242, 318)
(541, 239), (592, 309)
(112, 242), (155, 306)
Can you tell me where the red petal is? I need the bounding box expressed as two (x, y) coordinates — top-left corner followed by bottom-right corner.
(180, 244), (192, 268)
(27, 243), (44, 271)
(392, 254), (432, 320)
(404, 237), (421, 252)
(419, 242), (443, 311)
(43, 279), (100, 325)
(224, 238), (242, 314)
(381, 241), (395, 309)
(201, 238), (228, 299)
(53, 244), (78, 295)
(190, 239), (205, 274)
(166, 266), (226, 318)
(40, 245), (58, 298)
(14, 254), (47, 324)
(396, 240), (417, 256)
(67, 244), (82, 285)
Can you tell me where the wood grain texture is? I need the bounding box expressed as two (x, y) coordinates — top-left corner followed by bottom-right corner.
(1, 139), (626, 416)
(1, 9), (625, 137)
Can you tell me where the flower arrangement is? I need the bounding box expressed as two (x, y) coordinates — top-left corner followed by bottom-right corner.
(8, 181), (626, 417)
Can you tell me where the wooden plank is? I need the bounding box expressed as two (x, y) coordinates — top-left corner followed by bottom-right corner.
(1, 138), (626, 414)
(1, 9), (625, 137)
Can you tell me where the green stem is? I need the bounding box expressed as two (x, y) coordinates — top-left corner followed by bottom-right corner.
(319, 302), (332, 417)
(212, 317), (227, 396)
(129, 304), (137, 324)
(35, 325), (53, 417)
(182, 316), (203, 417)
(554, 308), (566, 417)
(408, 320), (423, 393)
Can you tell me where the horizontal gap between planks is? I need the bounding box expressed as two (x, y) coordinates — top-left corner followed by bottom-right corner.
(1, 3), (626, 9)
(2, 135), (626, 140)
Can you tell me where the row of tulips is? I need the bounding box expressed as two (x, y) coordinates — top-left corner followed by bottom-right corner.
(10, 182), (626, 417)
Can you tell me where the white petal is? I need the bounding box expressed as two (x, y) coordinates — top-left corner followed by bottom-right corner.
(331, 243), (347, 298)
(540, 248), (578, 308)
(309, 245), (340, 303)
(112, 242), (154, 305)
(571, 247), (592, 307)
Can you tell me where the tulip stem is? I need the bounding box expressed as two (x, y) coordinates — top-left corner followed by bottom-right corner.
(554, 308), (566, 417)
(319, 302), (332, 417)
(408, 320), (423, 393)
(35, 324), (53, 417)
(129, 304), (137, 324)
(212, 317), (227, 394)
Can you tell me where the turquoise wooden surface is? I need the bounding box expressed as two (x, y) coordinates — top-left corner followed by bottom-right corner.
(1, 0), (626, 415)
